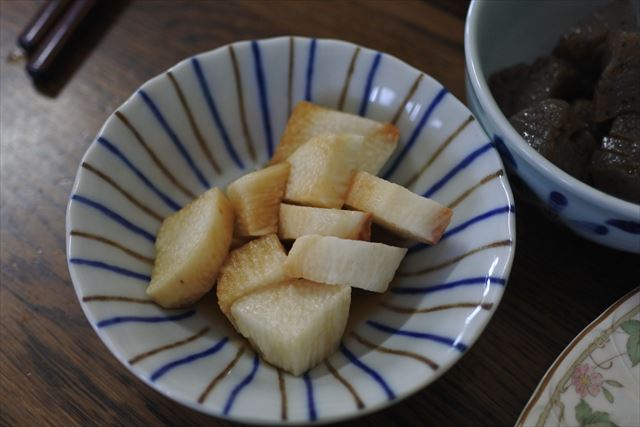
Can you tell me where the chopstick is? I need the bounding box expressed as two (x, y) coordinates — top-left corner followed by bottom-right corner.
(18, 0), (72, 52)
(19, 0), (98, 78)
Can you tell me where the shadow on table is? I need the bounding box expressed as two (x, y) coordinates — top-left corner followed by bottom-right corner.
(31, 0), (130, 97)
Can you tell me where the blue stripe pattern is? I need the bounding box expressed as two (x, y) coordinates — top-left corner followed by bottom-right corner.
(383, 87), (448, 180)
(303, 372), (317, 421)
(366, 321), (468, 352)
(409, 205), (514, 253)
(340, 343), (395, 400)
(70, 258), (150, 282)
(304, 38), (317, 102)
(191, 57), (244, 169)
(358, 52), (382, 117)
(423, 142), (493, 198)
(138, 89), (210, 188)
(251, 41), (274, 158)
(72, 195), (155, 243)
(96, 310), (196, 328)
(223, 353), (260, 415)
(150, 337), (229, 382)
(97, 137), (181, 212)
(392, 275), (506, 295)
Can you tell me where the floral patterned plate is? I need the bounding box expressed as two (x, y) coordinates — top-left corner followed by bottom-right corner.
(517, 288), (640, 427)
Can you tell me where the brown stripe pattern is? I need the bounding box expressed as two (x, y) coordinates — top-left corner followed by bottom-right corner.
(402, 115), (474, 188)
(337, 47), (361, 111)
(391, 73), (423, 125)
(351, 331), (438, 370)
(129, 327), (210, 365)
(324, 359), (365, 409)
(399, 239), (512, 276)
(229, 45), (257, 163)
(198, 346), (246, 404)
(277, 368), (288, 420)
(81, 162), (163, 222)
(115, 111), (195, 199)
(447, 169), (504, 209)
(82, 295), (155, 305)
(381, 301), (494, 314)
(167, 70), (221, 175)
(287, 36), (295, 118)
(71, 230), (154, 265)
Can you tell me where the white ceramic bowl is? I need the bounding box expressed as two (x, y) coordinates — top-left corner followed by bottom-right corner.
(465, 0), (640, 253)
(66, 36), (515, 424)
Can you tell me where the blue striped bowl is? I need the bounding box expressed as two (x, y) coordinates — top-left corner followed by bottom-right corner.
(66, 37), (515, 424)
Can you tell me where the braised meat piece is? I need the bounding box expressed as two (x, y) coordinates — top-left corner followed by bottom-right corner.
(593, 30), (640, 122)
(572, 99), (610, 141)
(510, 99), (596, 181)
(553, 0), (636, 73)
(589, 141), (640, 203)
(590, 114), (640, 203)
(489, 63), (530, 118)
(610, 113), (640, 140)
(571, 99), (594, 124)
(489, 57), (577, 118)
(518, 57), (578, 110)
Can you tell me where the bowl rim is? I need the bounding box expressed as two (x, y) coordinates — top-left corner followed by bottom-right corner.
(464, 0), (640, 215)
(66, 35), (517, 425)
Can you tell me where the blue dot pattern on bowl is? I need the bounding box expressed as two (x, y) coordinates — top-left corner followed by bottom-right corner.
(66, 37), (515, 424)
(606, 219), (640, 235)
(547, 190), (625, 236)
(549, 190), (568, 208)
(547, 190), (640, 238)
(569, 220), (609, 235)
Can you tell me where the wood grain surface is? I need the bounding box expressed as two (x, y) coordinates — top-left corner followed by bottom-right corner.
(1, 1), (638, 426)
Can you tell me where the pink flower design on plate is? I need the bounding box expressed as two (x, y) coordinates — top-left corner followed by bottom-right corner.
(571, 363), (603, 397)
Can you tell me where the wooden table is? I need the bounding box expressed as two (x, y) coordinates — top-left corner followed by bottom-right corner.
(1, 1), (638, 425)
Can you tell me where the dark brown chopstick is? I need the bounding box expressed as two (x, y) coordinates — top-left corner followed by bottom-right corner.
(26, 0), (98, 78)
(18, 0), (73, 52)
